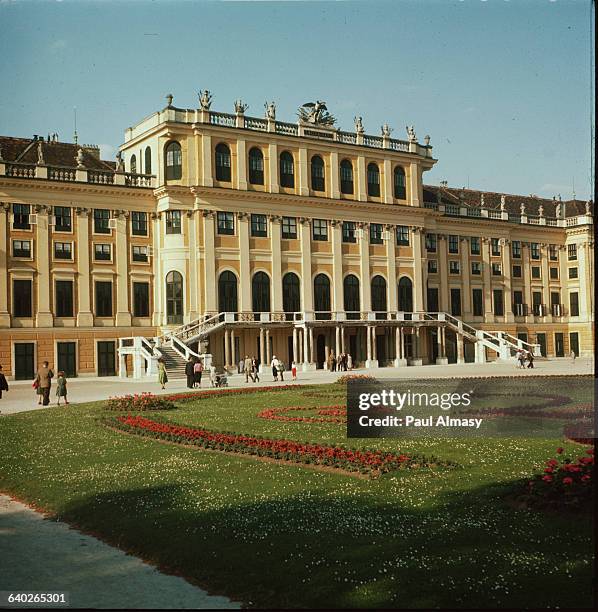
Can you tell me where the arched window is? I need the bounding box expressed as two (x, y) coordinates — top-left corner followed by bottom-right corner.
(340, 159), (354, 195)
(371, 275), (387, 319)
(144, 146), (152, 175)
(218, 271), (238, 312)
(280, 151), (294, 188)
(314, 273), (331, 320)
(130, 154), (137, 174)
(398, 277), (413, 312)
(367, 163), (380, 197)
(165, 141), (182, 180)
(248, 147), (264, 185)
(343, 274), (360, 320)
(215, 143), (231, 182)
(311, 155), (325, 192)
(252, 272), (271, 314)
(282, 272), (301, 317)
(165, 271), (183, 325)
(394, 166), (406, 199)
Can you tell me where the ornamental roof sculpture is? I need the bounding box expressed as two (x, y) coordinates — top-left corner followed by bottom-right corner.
(198, 90), (213, 111)
(264, 101), (276, 120)
(298, 101), (336, 126)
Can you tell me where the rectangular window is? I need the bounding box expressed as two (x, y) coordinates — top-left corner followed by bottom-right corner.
(54, 242), (73, 260)
(450, 288), (461, 316)
(448, 235), (459, 254)
(567, 244), (577, 261)
(532, 291), (543, 316)
(427, 287), (439, 311)
(342, 221), (357, 243)
(493, 289), (504, 316)
(549, 244), (558, 261)
(131, 211), (148, 236)
(166, 210), (182, 234)
(512, 264), (522, 278)
(549, 267), (558, 280)
(396, 225), (410, 246)
(449, 260), (460, 274)
(428, 260), (438, 274)
(471, 261), (482, 275)
(568, 267), (578, 279)
(312, 219), (328, 241)
(531, 242), (540, 259)
(470, 237), (481, 255)
(531, 266), (541, 279)
(513, 290), (526, 316)
(216, 212), (234, 235)
(250, 214), (268, 237)
(93, 209), (111, 234)
(133, 282), (150, 317)
(12, 240), (31, 258)
(55, 280), (74, 317)
(132, 245), (148, 263)
(491, 263), (502, 276)
(94, 244), (111, 261)
(569, 292), (579, 317)
(12, 204), (31, 230)
(53, 206), (72, 232)
(425, 233), (437, 253)
(369, 223), (383, 245)
(95, 281), (113, 317)
(281, 216), (297, 239)
(12, 279), (32, 317)
(491, 238), (501, 256)
(472, 288), (483, 316)
(550, 291), (561, 316)
(511, 240), (521, 258)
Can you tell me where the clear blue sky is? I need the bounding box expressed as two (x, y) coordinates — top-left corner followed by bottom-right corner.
(0, 0), (593, 199)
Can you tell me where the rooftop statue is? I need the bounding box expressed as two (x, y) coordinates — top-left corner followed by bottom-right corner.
(406, 125), (417, 142)
(234, 99), (249, 114)
(264, 101), (276, 120)
(520, 203), (526, 215)
(586, 200), (592, 215)
(381, 123), (392, 137)
(115, 151), (125, 172)
(298, 101), (335, 126)
(37, 141), (44, 165)
(500, 194), (506, 211)
(354, 116), (364, 133)
(555, 200), (562, 218)
(538, 204), (544, 217)
(76, 148), (85, 168)
(198, 90), (213, 111)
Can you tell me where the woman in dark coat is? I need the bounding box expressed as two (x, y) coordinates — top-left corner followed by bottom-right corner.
(0, 364), (8, 399)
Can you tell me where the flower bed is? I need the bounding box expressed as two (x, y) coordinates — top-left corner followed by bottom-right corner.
(161, 384), (298, 403)
(336, 374), (377, 384)
(106, 393), (176, 412)
(102, 414), (456, 477)
(563, 419), (595, 444)
(258, 405), (347, 424)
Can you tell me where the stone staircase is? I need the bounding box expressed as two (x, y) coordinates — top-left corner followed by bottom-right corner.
(157, 345), (188, 379)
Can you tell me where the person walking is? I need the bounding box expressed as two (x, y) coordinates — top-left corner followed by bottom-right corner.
(277, 359), (285, 382)
(193, 359), (203, 388)
(185, 357), (195, 389)
(336, 353), (343, 372)
(209, 363), (217, 387)
(526, 351), (535, 369)
(33, 375), (43, 404)
(251, 356), (260, 383)
(0, 364), (9, 400)
(347, 353), (353, 371)
(244, 355), (254, 382)
(157, 358), (168, 389)
(271, 355), (279, 382)
(36, 361), (54, 406)
(55, 371), (68, 406)
(570, 350), (576, 363)
(516, 349), (525, 369)
(291, 360), (297, 381)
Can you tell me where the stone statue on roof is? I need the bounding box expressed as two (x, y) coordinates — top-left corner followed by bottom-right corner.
(520, 202), (526, 215)
(264, 101), (276, 120)
(76, 148), (85, 168)
(538, 205), (544, 218)
(406, 125), (417, 142)
(198, 90), (213, 111)
(234, 99), (248, 114)
(480, 193), (485, 207)
(555, 200), (562, 217)
(115, 151), (124, 172)
(37, 141), (44, 165)
(354, 116), (364, 134)
(586, 200), (592, 215)
(298, 101), (335, 126)
(381, 123), (392, 137)
(500, 195), (506, 211)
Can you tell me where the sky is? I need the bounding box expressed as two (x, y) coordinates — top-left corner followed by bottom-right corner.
(0, 0), (594, 200)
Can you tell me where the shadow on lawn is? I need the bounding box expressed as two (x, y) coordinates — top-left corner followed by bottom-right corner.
(56, 479), (594, 610)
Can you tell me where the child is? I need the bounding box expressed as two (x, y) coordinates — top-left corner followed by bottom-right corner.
(291, 361), (297, 381)
(56, 371), (68, 406)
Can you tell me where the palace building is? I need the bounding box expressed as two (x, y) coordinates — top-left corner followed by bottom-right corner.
(0, 93), (594, 379)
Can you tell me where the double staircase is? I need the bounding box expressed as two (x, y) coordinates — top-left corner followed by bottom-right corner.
(157, 345), (188, 379)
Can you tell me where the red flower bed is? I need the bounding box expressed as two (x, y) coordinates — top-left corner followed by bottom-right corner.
(103, 414), (456, 476)
(106, 393), (176, 412)
(161, 385), (298, 403)
(258, 405), (347, 424)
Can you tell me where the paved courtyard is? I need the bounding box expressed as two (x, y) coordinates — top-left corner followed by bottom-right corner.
(0, 357), (593, 415)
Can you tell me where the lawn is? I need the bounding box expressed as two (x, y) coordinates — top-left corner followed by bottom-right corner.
(0, 377), (593, 609)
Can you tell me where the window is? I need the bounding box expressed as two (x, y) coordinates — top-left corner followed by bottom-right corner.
(568, 267), (578, 279)
(549, 245), (558, 260)
(281, 216), (297, 239)
(215, 143), (232, 182)
(371, 275), (387, 316)
(280, 152), (294, 188)
(282, 273), (301, 314)
(342, 221), (357, 243)
(448, 235), (459, 254)
(367, 163), (380, 197)
(218, 271), (238, 312)
(340, 159), (354, 194)
(512, 264), (522, 277)
(252, 272), (271, 313)
(511, 240), (521, 258)
(427, 287), (439, 311)
(531, 266), (541, 279)
(394, 166), (406, 199)
(470, 237), (481, 255)
(217, 212), (234, 235)
(567, 244), (577, 261)
(95, 281), (113, 317)
(12, 204), (31, 230)
(12, 279), (32, 317)
(396, 225), (410, 246)
(428, 260), (438, 274)
(133, 282), (150, 317)
(94, 244), (111, 261)
(369, 223), (383, 244)
(343, 274), (360, 317)
(472, 288), (483, 316)
(550, 292), (561, 316)
(314, 274), (331, 318)
(130, 154), (137, 174)
(449, 261), (460, 274)
(165, 210), (182, 234)
(311, 155), (325, 192)
(532, 291), (543, 316)
(131, 211), (148, 236)
(450, 288), (461, 316)
(12, 240), (31, 258)
(493, 289), (504, 316)
(166, 271), (184, 323)
(53, 206), (71, 232)
(491, 238), (501, 256)
(513, 291), (526, 316)
(312, 219), (328, 241)
(93, 209), (110, 234)
(55, 280), (74, 317)
(248, 147), (264, 185)
(132, 245), (148, 263)
(398, 277), (413, 311)
(471, 261), (482, 275)
(425, 233), (437, 253)
(569, 292), (579, 317)
(54, 242), (72, 260)
(531, 243), (540, 259)
(165, 141), (182, 180)
(549, 267), (558, 280)
(250, 214), (267, 237)
(491, 263), (502, 276)
(144, 146), (152, 175)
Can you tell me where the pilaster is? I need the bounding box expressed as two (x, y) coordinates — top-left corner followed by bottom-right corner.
(359, 223), (371, 311)
(201, 134), (214, 187)
(356, 155), (367, 202)
(331, 221), (343, 312)
(298, 147), (309, 196)
(299, 218), (313, 311)
(203, 212), (217, 312)
(76, 209), (94, 326)
(329, 151), (340, 200)
(0, 204), (11, 326)
(386, 225), (397, 311)
(270, 216), (283, 311)
(268, 142), (279, 193)
(383, 159), (393, 204)
(460, 237), (471, 315)
(238, 213), (251, 312)
(502, 239), (514, 322)
(236, 139), (247, 191)
(114, 212), (131, 326)
(412, 228), (425, 312)
(34, 207), (53, 327)
(187, 210), (199, 321)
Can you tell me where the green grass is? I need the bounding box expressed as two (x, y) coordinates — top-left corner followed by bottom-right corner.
(0, 379), (593, 609)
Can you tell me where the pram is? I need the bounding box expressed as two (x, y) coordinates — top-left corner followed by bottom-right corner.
(214, 373), (228, 387)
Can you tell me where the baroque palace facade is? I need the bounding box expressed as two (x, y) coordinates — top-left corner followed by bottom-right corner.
(0, 93), (594, 379)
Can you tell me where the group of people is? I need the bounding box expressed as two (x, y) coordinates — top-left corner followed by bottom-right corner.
(184, 357), (204, 389)
(515, 349), (535, 369)
(240, 356), (261, 383)
(327, 351), (352, 372)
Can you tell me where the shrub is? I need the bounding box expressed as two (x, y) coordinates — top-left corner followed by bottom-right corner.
(106, 393), (176, 412)
(336, 374), (377, 384)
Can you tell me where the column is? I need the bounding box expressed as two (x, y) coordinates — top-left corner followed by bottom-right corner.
(412, 229), (425, 312)
(409, 327), (423, 366)
(152, 213), (162, 326)
(356, 155), (367, 202)
(259, 328), (265, 371)
(0, 205), (10, 326)
(335, 325), (341, 356)
(300, 220), (313, 312)
(522, 243), (532, 323)
(236, 139), (247, 191)
(35, 208), (53, 327)
(382, 159), (393, 204)
(439, 236), (449, 312)
(201, 134), (214, 187)
(460, 238), (471, 316)
(409, 162), (421, 207)
(359, 224), (371, 312)
(230, 328), (236, 367)
(309, 327), (315, 364)
(331, 221), (343, 315)
(224, 329), (231, 369)
(268, 142), (279, 193)
(76, 210), (94, 326)
(330, 151), (340, 200)
(188, 210), (199, 321)
(302, 326), (309, 370)
(366, 325), (378, 368)
(299, 328), (304, 363)
(366, 325), (372, 362)
(436, 325), (448, 364)
(394, 327), (403, 366)
(115, 213), (131, 326)
(203, 213), (217, 312)
(456, 332), (465, 364)
(386, 226), (398, 312)
(265, 329), (271, 364)
(293, 327), (298, 363)
(502, 239), (513, 322)
(324, 333), (330, 369)
(298, 147), (309, 196)
(341, 327), (345, 353)
(238, 214), (251, 312)
(271, 217), (283, 311)
(482, 239), (492, 319)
